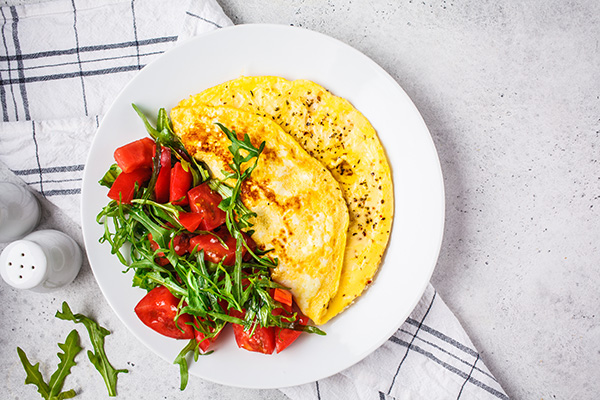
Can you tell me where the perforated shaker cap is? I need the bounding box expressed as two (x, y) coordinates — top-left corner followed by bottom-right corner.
(0, 240), (48, 290)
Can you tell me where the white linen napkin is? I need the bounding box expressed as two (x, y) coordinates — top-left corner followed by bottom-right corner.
(0, 0), (508, 398)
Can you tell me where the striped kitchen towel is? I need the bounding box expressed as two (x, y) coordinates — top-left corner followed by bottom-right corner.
(0, 0), (508, 399)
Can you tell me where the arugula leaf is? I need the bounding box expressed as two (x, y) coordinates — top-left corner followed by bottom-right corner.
(48, 330), (82, 399)
(132, 103), (209, 185)
(17, 329), (81, 400)
(211, 123), (276, 305)
(17, 347), (50, 399)
(98, 163), (122, 188)
(56, 302), (127, 397)
(172, 339), (197, 391)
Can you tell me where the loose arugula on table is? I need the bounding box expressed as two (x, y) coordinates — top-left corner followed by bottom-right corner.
(56, 302), (128, 397)
(17, 301), (125, 399)
(96, 105), (324, 390)
(17, 329), (81, 400)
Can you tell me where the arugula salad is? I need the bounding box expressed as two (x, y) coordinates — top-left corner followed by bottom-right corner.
(96, 105), (323, 389)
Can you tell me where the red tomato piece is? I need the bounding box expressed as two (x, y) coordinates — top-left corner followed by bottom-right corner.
(273, 307), (309, 353)
(169, 234), (189, 256)
(187, 183), (226, 231)
(154, 147), (171, 203)
(188, 230), (238, 266)
(273, 288), (293, 308)
(107, 167), (151, 204)
(134, 286), (194, 339)
(242, 233), (257, 262)
(178, 212), (204, 233)
(187, 230), (254, 266)
(114, 137), (155, 173)
(194, 325), (222, 353)
(170, 162), (192, 206)
(148, 233), (169, 266)
(229, 309), (275, 355)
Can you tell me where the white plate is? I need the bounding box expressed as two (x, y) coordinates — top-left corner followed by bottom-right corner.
(81, 24), (445, 389)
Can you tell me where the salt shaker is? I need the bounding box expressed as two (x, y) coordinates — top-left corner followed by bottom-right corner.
(0, 182), (41, 243)
(0, 229), (82, 292)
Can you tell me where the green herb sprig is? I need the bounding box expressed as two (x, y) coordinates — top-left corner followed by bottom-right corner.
(56, 302), (128, 397)
(132, 104), (209, 186)
(17, 330), (82, 400)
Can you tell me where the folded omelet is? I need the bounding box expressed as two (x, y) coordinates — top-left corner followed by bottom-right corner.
(170, 104), (349, 325)
(178, 76), (393, 324)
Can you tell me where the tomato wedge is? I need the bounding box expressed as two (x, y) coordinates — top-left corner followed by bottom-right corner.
(270, 289), (307, 353)
(195, 324), (222, 353)
(273, 288), (293, 308)
(107, 167), (151, 204)
(188, 230), (238, 266)
(154, 147), (171, 203)
(273, 307), (308, 353)
(187, 183), (226, 231)
(229, 309), (275, 354)
(188, 230), (255, 266)
(169, 234), (189, 256)
(148, 233), (169, 266)
(178, 212), (204, 233)
(243, 233), (257, 262)
(114, 137), (155, 173)
(134, 286), (194, 339)
(170, 162), (192, 206)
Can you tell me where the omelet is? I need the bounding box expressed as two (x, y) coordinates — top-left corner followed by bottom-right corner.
(178, 76), (393, 324)
(170, 104), (349, 325)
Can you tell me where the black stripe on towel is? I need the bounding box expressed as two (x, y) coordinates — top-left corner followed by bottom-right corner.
(388, 336), (508, 400)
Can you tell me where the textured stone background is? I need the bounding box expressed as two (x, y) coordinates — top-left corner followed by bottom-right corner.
(1, 1), (599, 399)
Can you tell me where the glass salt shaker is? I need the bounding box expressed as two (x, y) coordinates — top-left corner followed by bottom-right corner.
(0, 182), (41, 243)
(0, 229), (82, 292)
